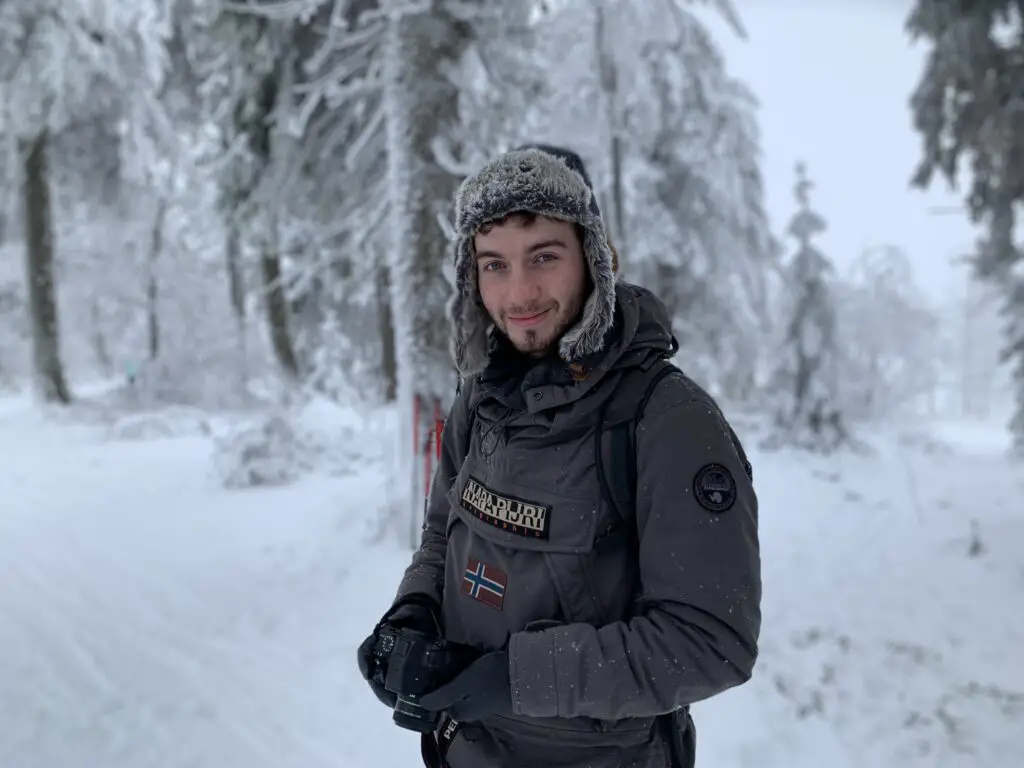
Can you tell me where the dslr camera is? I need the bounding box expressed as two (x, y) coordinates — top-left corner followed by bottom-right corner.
(369, 623), (477, 732)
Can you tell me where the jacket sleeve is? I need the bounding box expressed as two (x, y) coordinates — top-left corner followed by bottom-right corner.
(508, 375), (761, 720)
(391, 383), (473, 609)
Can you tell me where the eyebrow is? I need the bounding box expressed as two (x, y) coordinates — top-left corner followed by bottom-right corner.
(475, 238), (570, 260)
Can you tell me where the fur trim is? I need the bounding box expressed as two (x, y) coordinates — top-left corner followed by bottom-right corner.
(448, 148), (617, 377)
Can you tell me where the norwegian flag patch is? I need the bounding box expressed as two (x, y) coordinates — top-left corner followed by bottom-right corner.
(461, 558), (507, 610)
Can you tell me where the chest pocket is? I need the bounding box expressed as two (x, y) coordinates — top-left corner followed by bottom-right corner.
(446, 452), (614, 627)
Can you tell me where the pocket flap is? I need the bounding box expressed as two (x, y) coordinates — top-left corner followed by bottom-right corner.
(448, 472), (600, 554)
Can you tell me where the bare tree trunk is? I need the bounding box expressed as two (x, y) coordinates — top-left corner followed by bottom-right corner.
(376, 262), (397, 402)
(21, 130), (71, 404)
(225, 224), (249, 389)
(260, 214), (300, 380)
(595, 5), (628, 258)
(609, 132), (626, 250)
(226, 225), (246, 320)
(245, 50), (301, 384)
(147, 196), (167, 361)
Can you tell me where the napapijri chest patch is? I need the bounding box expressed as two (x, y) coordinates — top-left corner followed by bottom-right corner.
(460, 476), (551, 539)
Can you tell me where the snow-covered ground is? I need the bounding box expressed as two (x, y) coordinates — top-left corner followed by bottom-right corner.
(1, 391), (1021, 768)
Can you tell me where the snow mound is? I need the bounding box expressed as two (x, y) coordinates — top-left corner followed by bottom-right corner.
(213, 413), (317, 488)
(211, 397), (380, 489)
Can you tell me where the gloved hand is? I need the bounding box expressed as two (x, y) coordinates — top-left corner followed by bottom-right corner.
(418, 649), (512, 722)
(383, 594), (443, 634)
(357, 594), (442, 708)
(356, 632), (396, 708)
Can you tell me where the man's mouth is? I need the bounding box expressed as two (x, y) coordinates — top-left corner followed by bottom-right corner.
(507, 309), (550, 327)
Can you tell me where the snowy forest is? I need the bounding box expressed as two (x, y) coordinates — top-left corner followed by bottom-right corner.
(0, 0), (1017, 447)
(1, 1), (1022, 766)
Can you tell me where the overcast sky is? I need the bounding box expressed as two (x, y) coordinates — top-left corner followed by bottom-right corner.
(705, 0), (980, 303)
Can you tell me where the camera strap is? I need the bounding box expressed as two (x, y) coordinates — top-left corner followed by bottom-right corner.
(419, 715), (459, 768)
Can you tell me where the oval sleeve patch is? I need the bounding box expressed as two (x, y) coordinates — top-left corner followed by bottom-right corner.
(693, 463), (737, 513)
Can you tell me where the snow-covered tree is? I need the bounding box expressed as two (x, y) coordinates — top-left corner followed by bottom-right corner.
(186, 5), (307, 384)
(380, 1), (546, 541)
(522, 0), (778, 399)
(433, 5), (550, 175)
(0, 0), (170, 402)
(232, 0), (538, 532)
(839, 245), (942, 420)
(906, 0), (1024, 450)
(763, 163), (851, 454)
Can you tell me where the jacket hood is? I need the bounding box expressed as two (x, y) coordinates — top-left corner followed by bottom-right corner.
(477, 282), (678, 414)
(606, 281), (678, 372)
(448, 147), (618, 377)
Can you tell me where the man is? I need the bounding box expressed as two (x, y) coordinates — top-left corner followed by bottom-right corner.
(358, 145), (761, 768)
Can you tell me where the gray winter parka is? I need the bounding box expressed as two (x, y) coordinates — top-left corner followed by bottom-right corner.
(394, 280), (761, 768)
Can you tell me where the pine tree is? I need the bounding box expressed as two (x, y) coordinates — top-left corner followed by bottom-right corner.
(906, 0), (1024, 451)
(763, 163), (852, 454)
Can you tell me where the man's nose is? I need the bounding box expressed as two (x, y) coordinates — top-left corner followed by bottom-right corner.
(507, 266), (541, 306)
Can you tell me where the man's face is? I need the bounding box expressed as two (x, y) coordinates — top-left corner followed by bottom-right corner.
(474, 215), (588, 358)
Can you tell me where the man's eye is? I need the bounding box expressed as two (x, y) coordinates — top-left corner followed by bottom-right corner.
(536, 253), (557, 263)
(482, 261), (504, 272)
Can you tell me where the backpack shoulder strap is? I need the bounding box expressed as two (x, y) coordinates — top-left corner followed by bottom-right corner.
(596, 358), (680, 528)
(454, 375), (481, 463)
(596, 360), (753, 530)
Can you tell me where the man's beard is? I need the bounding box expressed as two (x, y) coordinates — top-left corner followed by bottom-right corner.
(502, 290), (585, 358)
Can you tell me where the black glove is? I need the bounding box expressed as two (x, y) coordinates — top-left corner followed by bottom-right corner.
(385, 594), (442, 634)
(357, 594), (441, 708)
(418, 649), (512, 722)
(357, 632), (396, 708)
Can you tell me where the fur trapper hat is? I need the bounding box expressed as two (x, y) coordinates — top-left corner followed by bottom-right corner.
(448, 144), (619, 376)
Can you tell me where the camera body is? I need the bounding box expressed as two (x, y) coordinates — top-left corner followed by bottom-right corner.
(370, 624), (477, 732)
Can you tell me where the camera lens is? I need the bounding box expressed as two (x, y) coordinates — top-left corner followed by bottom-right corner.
(393, 694), (440, 733)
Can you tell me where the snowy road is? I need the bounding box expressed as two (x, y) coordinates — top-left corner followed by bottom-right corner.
(1, 401), (1021, 767)
(0, 407), (421, 768)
